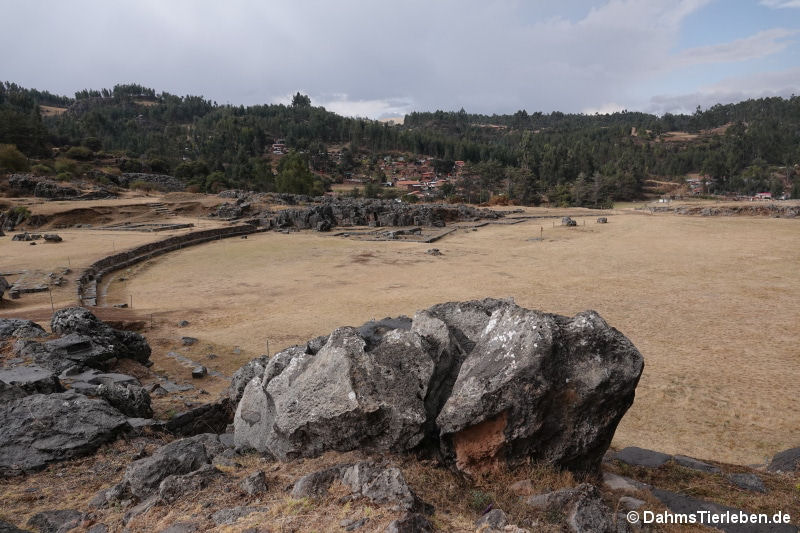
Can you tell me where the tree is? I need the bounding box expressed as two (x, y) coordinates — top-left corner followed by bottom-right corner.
(275, 152), (325, 195)
(291, 92), (311, 107)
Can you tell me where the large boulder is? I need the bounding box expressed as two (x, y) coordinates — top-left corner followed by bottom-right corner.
(234, 299), (643, 474)
(15, 308), (150, 372)
(0, 392), (129, 476)
(437, 306), (643, 473)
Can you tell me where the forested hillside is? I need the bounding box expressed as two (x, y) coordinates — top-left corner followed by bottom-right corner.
(1, 81), (799, 205)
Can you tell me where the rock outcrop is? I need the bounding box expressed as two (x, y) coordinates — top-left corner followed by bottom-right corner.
(0, 392), (130, 476)
(15, 307), (151, 372)
(234, 299), (644, 474)
(0, 318), (48, 339)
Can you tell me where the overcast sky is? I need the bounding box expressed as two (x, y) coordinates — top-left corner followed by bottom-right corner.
(2, 0), (799, 118)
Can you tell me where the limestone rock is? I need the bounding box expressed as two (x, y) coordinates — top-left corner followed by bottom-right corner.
(234, 299), (643, 475)
(438, 306), (643, 473)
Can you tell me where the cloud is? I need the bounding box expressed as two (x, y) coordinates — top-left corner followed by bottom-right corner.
(0, 0), (796, 118)
(582, 103), (627, 114)
(648, 66), (800, 114)
(760, 0), (800, 8)
(673, 28), (798, 67)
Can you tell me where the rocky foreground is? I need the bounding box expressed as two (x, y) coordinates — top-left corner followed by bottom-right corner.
(0, 301), (798, 532)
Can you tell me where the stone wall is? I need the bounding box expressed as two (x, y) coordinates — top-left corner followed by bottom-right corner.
(77, 225), (258, 306)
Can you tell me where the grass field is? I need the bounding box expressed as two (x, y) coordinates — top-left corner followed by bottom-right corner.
(96, 208), (800, 466)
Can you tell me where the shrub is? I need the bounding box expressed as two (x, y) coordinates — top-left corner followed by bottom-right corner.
(65, 146), (93, 160)
(54, 158), (79, 177)
(0, 144), (29, 172)
(148, 158), (170, 174)
(82, 137), (102, 151)
(30, 164), (55, 176)
(129, 180), (164, 192)
(402, 194), (419, 203)
(119, 159), (143, 173)
(8, 206), (31, 221)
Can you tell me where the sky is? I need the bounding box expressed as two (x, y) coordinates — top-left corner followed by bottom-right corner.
(1, 0), (799, 118)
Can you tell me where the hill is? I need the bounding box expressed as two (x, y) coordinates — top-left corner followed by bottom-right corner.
(1, 81), (799, 206)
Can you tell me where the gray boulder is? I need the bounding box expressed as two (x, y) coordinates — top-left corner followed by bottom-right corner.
(119, 433), (224, 500)
(234, 299), (643, 475)
(158, 464), (221, 503)
(239, 471), (268, 495)
(0, 518), (27, 532)
(235, 324), (435, 458)
(50, 307), (150, 364)
(437, 306), (643, 473)
(97, 383), (153, 418)
(26, 509), (83, 533)
(385, 513), (435, 533)
(476, 509), (508, 530)
(0, 392), (129, 476)
(614, 447), (671, 468)
(527, 484), (624, 533)
(0, 318), (47, 338)
(767, 446), (800, 473)
(291, 461), (429, 513)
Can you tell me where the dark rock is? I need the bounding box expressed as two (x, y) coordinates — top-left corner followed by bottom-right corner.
(727, 472), (766, 493)
(43, 234), (62, 243)
(673, 455), (721, 474)
(475, 508), (507, 529)
(0, 381), (28, 402)
(122, 496), (158, 525)
(561, 216), (577, 226)
(18, 307), (151, 372)
(86, 524), (108, 533)
(614, 447), (672, 468)
(165, 400), (233, 436)
(290, 465), (346, 498)
(0, 366), (63, 395)
(113, 303), (128, 309)
(211, 506), (269, 526)
(118, 173), (185, 192)
(26, 509), (83, 533)
(0, 392), (129, 476)
(191, 366), (207, 379)
(97, 383), (153, 418)
(181, 337), (198, 346)
(385, 513), (434, 533)
(177, 320), (190, 327)
(652, 488), (798, 533)
(341, 462), (430, 513)
(341, 518), (369, 531)
(0, 277), (10, 301)
(0, 318), (47, 339)
(526, 484), (622, 533)
(0, 518), (27, 533)
(239, 471), (268, 495)
(120, 433), (223, 500)
(158, 464), (221, 503)
(767, 446), (800, 473)
(159, 522), (199, 533)
(597, 217), (608, 223)
(425, 248), (441, 256)
(13, 233), (42, 242)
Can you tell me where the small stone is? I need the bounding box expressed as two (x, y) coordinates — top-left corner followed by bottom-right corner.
(240, 471), (268, 495)
(385, 513), (434, 533)
(191, 366), (207, 379)
(727, 472), (766, 493)
(615, 447), (671, 468)
(618, 496), (646, 510)
(177, 320), (190, 327)
(475, 508), (508, 529)
(673, 455), (720, 474)
(181, 336), (198, 346)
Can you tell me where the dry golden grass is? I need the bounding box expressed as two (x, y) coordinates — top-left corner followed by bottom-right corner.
(101, 209), (800, 465)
